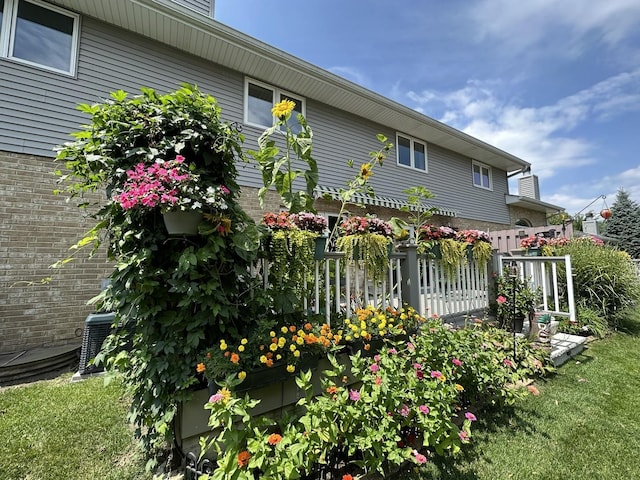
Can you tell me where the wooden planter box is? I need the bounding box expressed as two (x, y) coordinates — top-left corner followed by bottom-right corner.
(176, 353), (356, 457)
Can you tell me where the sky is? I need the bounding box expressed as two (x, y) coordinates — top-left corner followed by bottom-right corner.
(215, 0), (640, 216)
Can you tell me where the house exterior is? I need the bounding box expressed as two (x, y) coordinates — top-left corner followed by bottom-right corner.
(0, 0), (563, 353)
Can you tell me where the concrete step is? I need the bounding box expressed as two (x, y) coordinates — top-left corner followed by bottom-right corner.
(550, 333), (588, 367)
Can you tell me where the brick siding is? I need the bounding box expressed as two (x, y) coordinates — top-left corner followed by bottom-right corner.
(0, 152), (111, 354)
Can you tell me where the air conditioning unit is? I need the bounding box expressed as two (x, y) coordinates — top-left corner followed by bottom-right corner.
(78, 312), (115, 375)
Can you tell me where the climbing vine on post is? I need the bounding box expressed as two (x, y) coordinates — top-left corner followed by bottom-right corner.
(55, 84), (266, 466)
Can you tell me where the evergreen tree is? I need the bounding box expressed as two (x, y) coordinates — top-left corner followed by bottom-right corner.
(601, 189), (640, 258)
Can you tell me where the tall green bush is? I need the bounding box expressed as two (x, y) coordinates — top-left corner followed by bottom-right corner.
(555, 239), (640, 326)
(55, 85), (266, 463)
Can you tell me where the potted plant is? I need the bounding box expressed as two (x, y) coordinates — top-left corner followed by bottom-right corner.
(261, 211), (327, 313)
(456, 229), (493, 265)
(417, 225), (468, 277)
(336, 215), (393, 282)
(520, 235), (547, 256)
(113, 154), (232, 235)
(494, 271), (542, 332)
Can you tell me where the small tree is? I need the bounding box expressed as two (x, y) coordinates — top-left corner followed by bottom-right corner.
(601, 189), (640, 258)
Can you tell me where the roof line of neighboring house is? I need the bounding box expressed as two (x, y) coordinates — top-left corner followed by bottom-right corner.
(51, 0), (530, 173)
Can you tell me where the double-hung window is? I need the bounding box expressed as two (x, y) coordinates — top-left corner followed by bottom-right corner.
(396, 133), (427, 172)
(0, 0), (79, 75)
(245, 79), (305, 134)
(472, 160), (492, 190)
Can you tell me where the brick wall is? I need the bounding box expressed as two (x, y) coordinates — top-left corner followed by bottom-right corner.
(0, 152), (112, 354)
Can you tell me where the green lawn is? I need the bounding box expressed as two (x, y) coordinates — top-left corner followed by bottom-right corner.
(2, 322), (639, 480)
(410, 320), (640, 479)
(0, 374), (150, 480)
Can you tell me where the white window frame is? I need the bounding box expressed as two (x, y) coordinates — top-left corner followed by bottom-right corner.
(0, 0), (80, 76)
(396, 133), (428, 172)
(472, 160), (492, 190)
(244, 78), (306, 130)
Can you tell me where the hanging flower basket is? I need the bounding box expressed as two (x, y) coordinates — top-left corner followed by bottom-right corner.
(162, 210), (203, 236)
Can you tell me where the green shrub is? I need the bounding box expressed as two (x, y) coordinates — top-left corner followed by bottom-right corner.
(199, 319), (553, 479)
(554, 239), (640, 327)
(558, 304), (609, 338)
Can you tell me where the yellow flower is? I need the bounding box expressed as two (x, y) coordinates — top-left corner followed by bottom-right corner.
(272, 99), (295, 118)
(260, 355), (267, 364)
(286, 365), (295, 373)
(276, 354), (282, 360)
(241, 338), (248, 345)
(455, 384), (464, 391)
(238, 371), (247, 380)
(270, 331), (276, 338)
(278, 337), (286, 348)
(219, 341), (227, 351)
(238, 345), (245, 352)
(293, 350), (301, 358)
(269, 343), (278, 352)
(439, 375), (447, 382)
(289, 344), (297, 352)
(281, 326), (288, 334)
(359, 163), (373, 179)
(296, 337), (304, 345)
(219, 387), (231, 403)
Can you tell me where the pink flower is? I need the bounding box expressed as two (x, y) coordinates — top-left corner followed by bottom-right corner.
(349, 389), (361, 401)
(209, 393), (224, 403)
(388, 348), (397, 354)
(375, 376), (382, 385)
(398, 404), (410, 417)
(413, 450), (428, 464)
(496, 295), (507, 304)
(503, 358), (514, 368)
(452, 358), (463, 367)
(374, 354), (381, 362)
(459, 431), (469, 442)
(430, 370), (442, 379)
(407, 342), (415, 352)
(413, 362), (423, 370)
(370, 363), (380, 373)
(465, 412), (477, 422)
(419, 405), (430, 415)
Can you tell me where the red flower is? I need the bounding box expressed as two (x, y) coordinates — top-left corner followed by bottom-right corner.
(342, 475), (354, 480)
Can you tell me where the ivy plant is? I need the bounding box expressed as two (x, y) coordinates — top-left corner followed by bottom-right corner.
(55, 84), (267, 466)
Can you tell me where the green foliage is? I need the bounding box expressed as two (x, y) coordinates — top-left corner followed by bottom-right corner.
(336, 232), (392, 282)
(600, 189), (640, 258)
(493, 270), (542, 326)
(554, 239), (640, 326)
(248, 106), (318, 214)
(198, 319), (552, 479)
(55, 84), (267, 462)
(389, 186), (437, 241)
(557, 304), (609, 338)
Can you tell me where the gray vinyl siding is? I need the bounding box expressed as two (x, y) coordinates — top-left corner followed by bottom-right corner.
(0, 13), (511, 224)
(170, 0), (213, 17)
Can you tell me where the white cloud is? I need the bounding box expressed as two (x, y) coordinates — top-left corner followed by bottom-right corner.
(470, 0), (640, 55)
(405, 70), (640, 181)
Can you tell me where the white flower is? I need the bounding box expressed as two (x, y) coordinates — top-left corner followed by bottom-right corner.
(192, 201), (202, 209)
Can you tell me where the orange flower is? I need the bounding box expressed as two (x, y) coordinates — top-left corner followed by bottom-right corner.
(343, 474), (354, 480)
(196, 363), (206, 373)
(304, 322), (313, 331)
(224, 351), (230, 358)
(289, 325), (297, 333)
(364, 343), (371, 351)
(267, 433), (283, 445)
(237, 450), (251, 468)
(230, 353), (240, 364)
(326, 385), (338, 394)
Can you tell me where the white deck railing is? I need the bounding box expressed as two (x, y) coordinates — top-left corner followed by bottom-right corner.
(498, 255), (576, 321)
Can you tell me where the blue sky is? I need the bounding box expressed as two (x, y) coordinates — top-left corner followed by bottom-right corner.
(215, 0), (640, 216)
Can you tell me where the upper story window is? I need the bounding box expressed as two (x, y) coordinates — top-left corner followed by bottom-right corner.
(0, 0), (79, 75)
(472, 160), (492, 190)
(396, 134), (427, 172)
(245, 79), (305, 134)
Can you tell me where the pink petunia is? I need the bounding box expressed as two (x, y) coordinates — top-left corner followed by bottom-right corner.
(459, 431), (469, 442)
(349, 389), (361, 401)
(465, 412), (477, 422)
(430, 370), (442, 379)
(452, 358), (463, 367)
(370, 363), (380, 373)
(419, 405), (430, 415)
(398, 404), (410, 417)
(413, 450), (428, 464)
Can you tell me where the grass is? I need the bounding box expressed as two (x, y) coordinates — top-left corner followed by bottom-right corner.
(1, 318), (639, 480)
(409, 316), (640, 479)
(0, 374), (150, 480)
